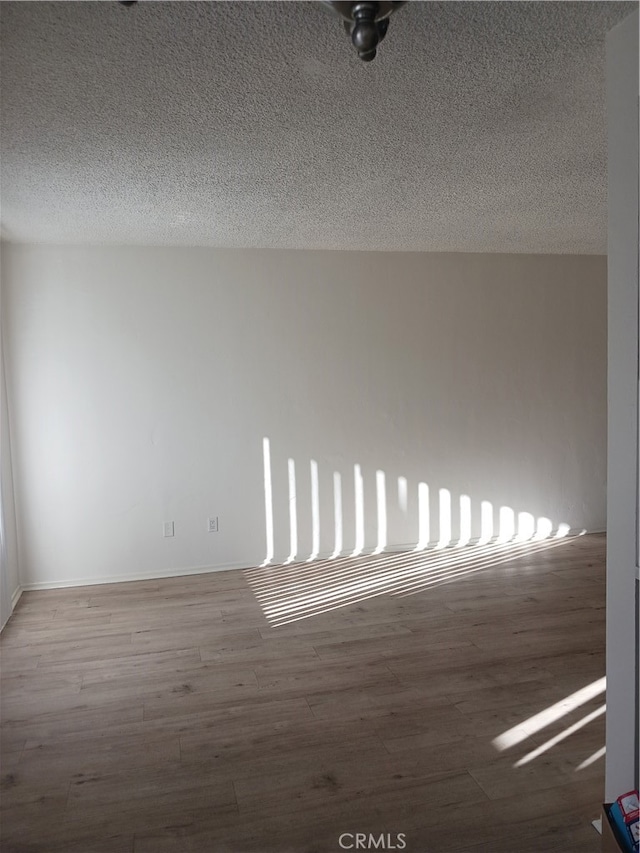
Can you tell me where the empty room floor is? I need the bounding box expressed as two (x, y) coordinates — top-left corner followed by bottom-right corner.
(0, 534), (606, 853)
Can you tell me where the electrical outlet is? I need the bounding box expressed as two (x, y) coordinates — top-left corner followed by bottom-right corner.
(208, 517), (219, 533)
(163, 521), (175, 538)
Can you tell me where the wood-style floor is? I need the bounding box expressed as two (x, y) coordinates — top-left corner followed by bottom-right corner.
(1, 534), (606, 853)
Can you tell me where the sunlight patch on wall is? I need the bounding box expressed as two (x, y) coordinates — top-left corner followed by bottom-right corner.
(535, 516), (553, 539)
(352, 463), (365, 557)
(259, 438), (575, 584)
(374, 470), (387, 555)
(331, 471), (342, 560)
(285, 458), (298, 565)
(497, 505), (515, 543)
(436, 488), (451, 549)
(307, 459), (320, 562)
(415, 482), (430, 551)
(516, 511), (535, 541)
(397, 476), (408, 513)
(479, 500), (493, 545)
(458, 494), (471, 547)
(261, 437), (274, 566)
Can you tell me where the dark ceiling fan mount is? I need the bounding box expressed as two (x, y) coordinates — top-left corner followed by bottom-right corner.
(118, 1), (406, 63)
(322, 1), (406, 61)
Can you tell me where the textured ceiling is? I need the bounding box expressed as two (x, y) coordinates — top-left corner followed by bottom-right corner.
(0, 1), (636, 253)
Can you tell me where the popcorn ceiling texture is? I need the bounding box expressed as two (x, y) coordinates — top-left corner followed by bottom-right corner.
(0, 1), (635, 252)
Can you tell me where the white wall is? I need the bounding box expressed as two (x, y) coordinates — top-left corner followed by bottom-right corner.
(0, 272), (22, 624)
(1, 244), (607, 588)
(605, 9), (638, 802)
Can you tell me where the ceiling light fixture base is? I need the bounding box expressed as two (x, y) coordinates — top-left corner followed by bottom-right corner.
(323, 1), (406, 61)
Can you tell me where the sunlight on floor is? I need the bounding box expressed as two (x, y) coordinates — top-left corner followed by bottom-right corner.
(246, 535), (577, 627)
(492, 676), (606, 772)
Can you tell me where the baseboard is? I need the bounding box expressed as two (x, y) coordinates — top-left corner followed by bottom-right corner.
(273, 527), (601, 563)
(21, 550), (387, 590)
(20, 559), (255, 592)
(0, 585), (23, 632)
(11, 585), (22, 609)
(19, 527), (606, 592)
(386, 526), (602, 554)
(268, 545), (383, 565)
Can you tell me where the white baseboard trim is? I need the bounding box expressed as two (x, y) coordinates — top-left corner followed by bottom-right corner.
(19, 527), (606, 592)
(267, 527), (604, 566)
(1, 585), (23, 632)
(385, 527), (603, 554)
(11, 585), (22, 609)
(20, 559), (255, 592)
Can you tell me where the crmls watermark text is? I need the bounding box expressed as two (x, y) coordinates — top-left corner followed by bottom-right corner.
(338, 833), (407, 850)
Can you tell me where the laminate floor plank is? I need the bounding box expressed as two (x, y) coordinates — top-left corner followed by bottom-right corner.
(0, 534), (606, 852)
